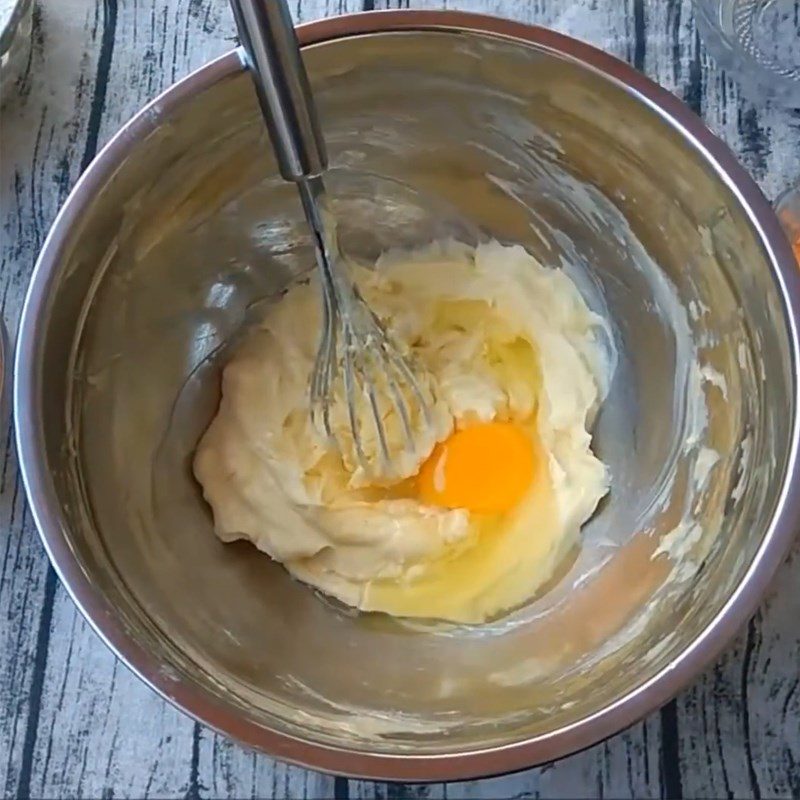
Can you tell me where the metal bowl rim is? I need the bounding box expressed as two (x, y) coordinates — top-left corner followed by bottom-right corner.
(13, 10), (800, 781)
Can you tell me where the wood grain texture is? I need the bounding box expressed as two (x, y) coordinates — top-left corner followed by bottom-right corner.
(0, 0), (797, 798)
(1, 0), (105, 795)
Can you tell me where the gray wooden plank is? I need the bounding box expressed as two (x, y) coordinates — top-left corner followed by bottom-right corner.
(0, 0), (106, 796)
(196, 731), (336, 800)
(675, 542), (800, 800)
(28, 590), (195, 799)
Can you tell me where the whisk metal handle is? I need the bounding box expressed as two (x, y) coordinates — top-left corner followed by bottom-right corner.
(229, 0), (327, 182)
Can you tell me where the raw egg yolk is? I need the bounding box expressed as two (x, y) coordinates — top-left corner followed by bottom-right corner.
(417, 421), (536, 514)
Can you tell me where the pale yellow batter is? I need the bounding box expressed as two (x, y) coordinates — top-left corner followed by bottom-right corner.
(194, 241), (610, 623)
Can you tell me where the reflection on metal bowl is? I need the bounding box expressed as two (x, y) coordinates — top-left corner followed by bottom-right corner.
(14, 11), (800, 781)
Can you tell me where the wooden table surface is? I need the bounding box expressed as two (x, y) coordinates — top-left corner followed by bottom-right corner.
(1, 1), (798, 798)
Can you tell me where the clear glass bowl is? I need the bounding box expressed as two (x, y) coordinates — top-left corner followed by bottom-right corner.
(693, 0), (800, 107)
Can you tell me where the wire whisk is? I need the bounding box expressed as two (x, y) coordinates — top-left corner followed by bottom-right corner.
(230, 0), (436, 477)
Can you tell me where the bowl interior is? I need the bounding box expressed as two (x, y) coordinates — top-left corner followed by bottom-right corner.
(36, 30), (794, 754)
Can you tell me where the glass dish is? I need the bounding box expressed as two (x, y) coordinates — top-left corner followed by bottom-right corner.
(693, 0), (800, 107)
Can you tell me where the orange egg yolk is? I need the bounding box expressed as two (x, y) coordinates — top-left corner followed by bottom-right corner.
(417, 421), (536, 514)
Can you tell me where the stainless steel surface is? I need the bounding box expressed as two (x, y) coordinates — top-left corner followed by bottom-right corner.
(13, 11), (800, 782)
(229, 0), (326, 182)
(230, 0), (434, 474)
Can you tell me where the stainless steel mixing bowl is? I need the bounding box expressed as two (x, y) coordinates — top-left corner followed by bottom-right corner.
(15, 11), (800, 781)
